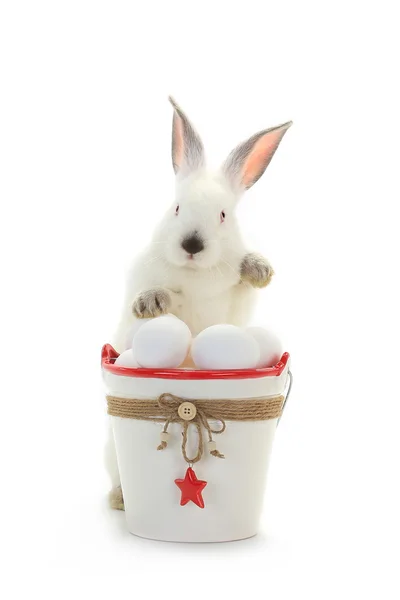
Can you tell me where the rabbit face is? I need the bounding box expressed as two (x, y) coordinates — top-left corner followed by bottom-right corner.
(151, 97), (292, 271)
(155, 172), (240, 269)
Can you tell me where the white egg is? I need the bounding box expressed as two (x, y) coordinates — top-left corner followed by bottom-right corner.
(192, 325), (260, 370)
(124, 318), (151, 349)
(124, 314), (178, 349)
(133, 316), (192, 368)
(114, 349), (140, 367)
(246, 327), (283, 368)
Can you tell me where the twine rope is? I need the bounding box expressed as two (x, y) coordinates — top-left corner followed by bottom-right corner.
(107, 392), (284, 465)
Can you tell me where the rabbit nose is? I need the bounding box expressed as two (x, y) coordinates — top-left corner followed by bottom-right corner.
(181, 233), (204, 255)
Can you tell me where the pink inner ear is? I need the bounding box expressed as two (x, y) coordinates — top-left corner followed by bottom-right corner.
(242, 129), (284, 187)
(173, 113), (184, 170)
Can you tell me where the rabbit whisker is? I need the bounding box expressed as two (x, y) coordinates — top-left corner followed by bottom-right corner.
(220, 258), (240, 277)
(215, 264), (224, 278)
(143, 255), (162, 267)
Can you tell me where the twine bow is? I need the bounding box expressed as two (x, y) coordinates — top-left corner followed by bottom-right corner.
(156, 393), (226, 464)
(107, 391), (285, 465)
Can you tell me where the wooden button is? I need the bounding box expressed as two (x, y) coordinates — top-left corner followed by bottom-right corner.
(178, 402), (197, 421)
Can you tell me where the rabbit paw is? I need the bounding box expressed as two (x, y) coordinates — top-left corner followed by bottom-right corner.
(109, 486), (124, 511)
(240, 253), (274, 288)
(132, 288), (171, 318)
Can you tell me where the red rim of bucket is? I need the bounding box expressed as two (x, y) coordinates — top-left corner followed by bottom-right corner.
(101, 344), (290, 380)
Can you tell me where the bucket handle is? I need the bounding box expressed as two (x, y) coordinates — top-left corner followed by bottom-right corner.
(278, 369), (293, 425)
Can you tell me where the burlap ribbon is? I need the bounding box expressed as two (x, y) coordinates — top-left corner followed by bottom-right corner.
(107, 392), (284, 465)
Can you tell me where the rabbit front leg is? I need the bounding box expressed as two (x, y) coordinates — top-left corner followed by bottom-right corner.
(132, 287), (172, 318)
(132, 287), (184, 318)
(240, 252), (274, 288)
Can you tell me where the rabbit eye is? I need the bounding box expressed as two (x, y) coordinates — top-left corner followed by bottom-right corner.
(220, 211), (226, 223)
(175, 205), (179, 215)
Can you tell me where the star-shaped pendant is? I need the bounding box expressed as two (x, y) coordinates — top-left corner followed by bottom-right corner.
(175, 467), (207, 509)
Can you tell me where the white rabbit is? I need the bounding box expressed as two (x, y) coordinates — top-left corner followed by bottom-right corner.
(107, 97), (292, 509)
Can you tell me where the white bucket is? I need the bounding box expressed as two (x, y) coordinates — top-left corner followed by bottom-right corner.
(102, 344), (291, 543)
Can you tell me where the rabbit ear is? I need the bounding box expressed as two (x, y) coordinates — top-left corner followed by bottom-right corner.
(223, 121), (292, 190)
(169, 96), (204, 175)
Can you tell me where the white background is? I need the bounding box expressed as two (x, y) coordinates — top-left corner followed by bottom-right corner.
(1, 0), (399, 598)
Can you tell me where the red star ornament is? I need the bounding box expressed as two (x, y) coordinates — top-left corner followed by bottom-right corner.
(175, 467), (207, 508)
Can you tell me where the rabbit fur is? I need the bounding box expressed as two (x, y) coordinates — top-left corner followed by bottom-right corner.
(107, 97), (292, 502)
